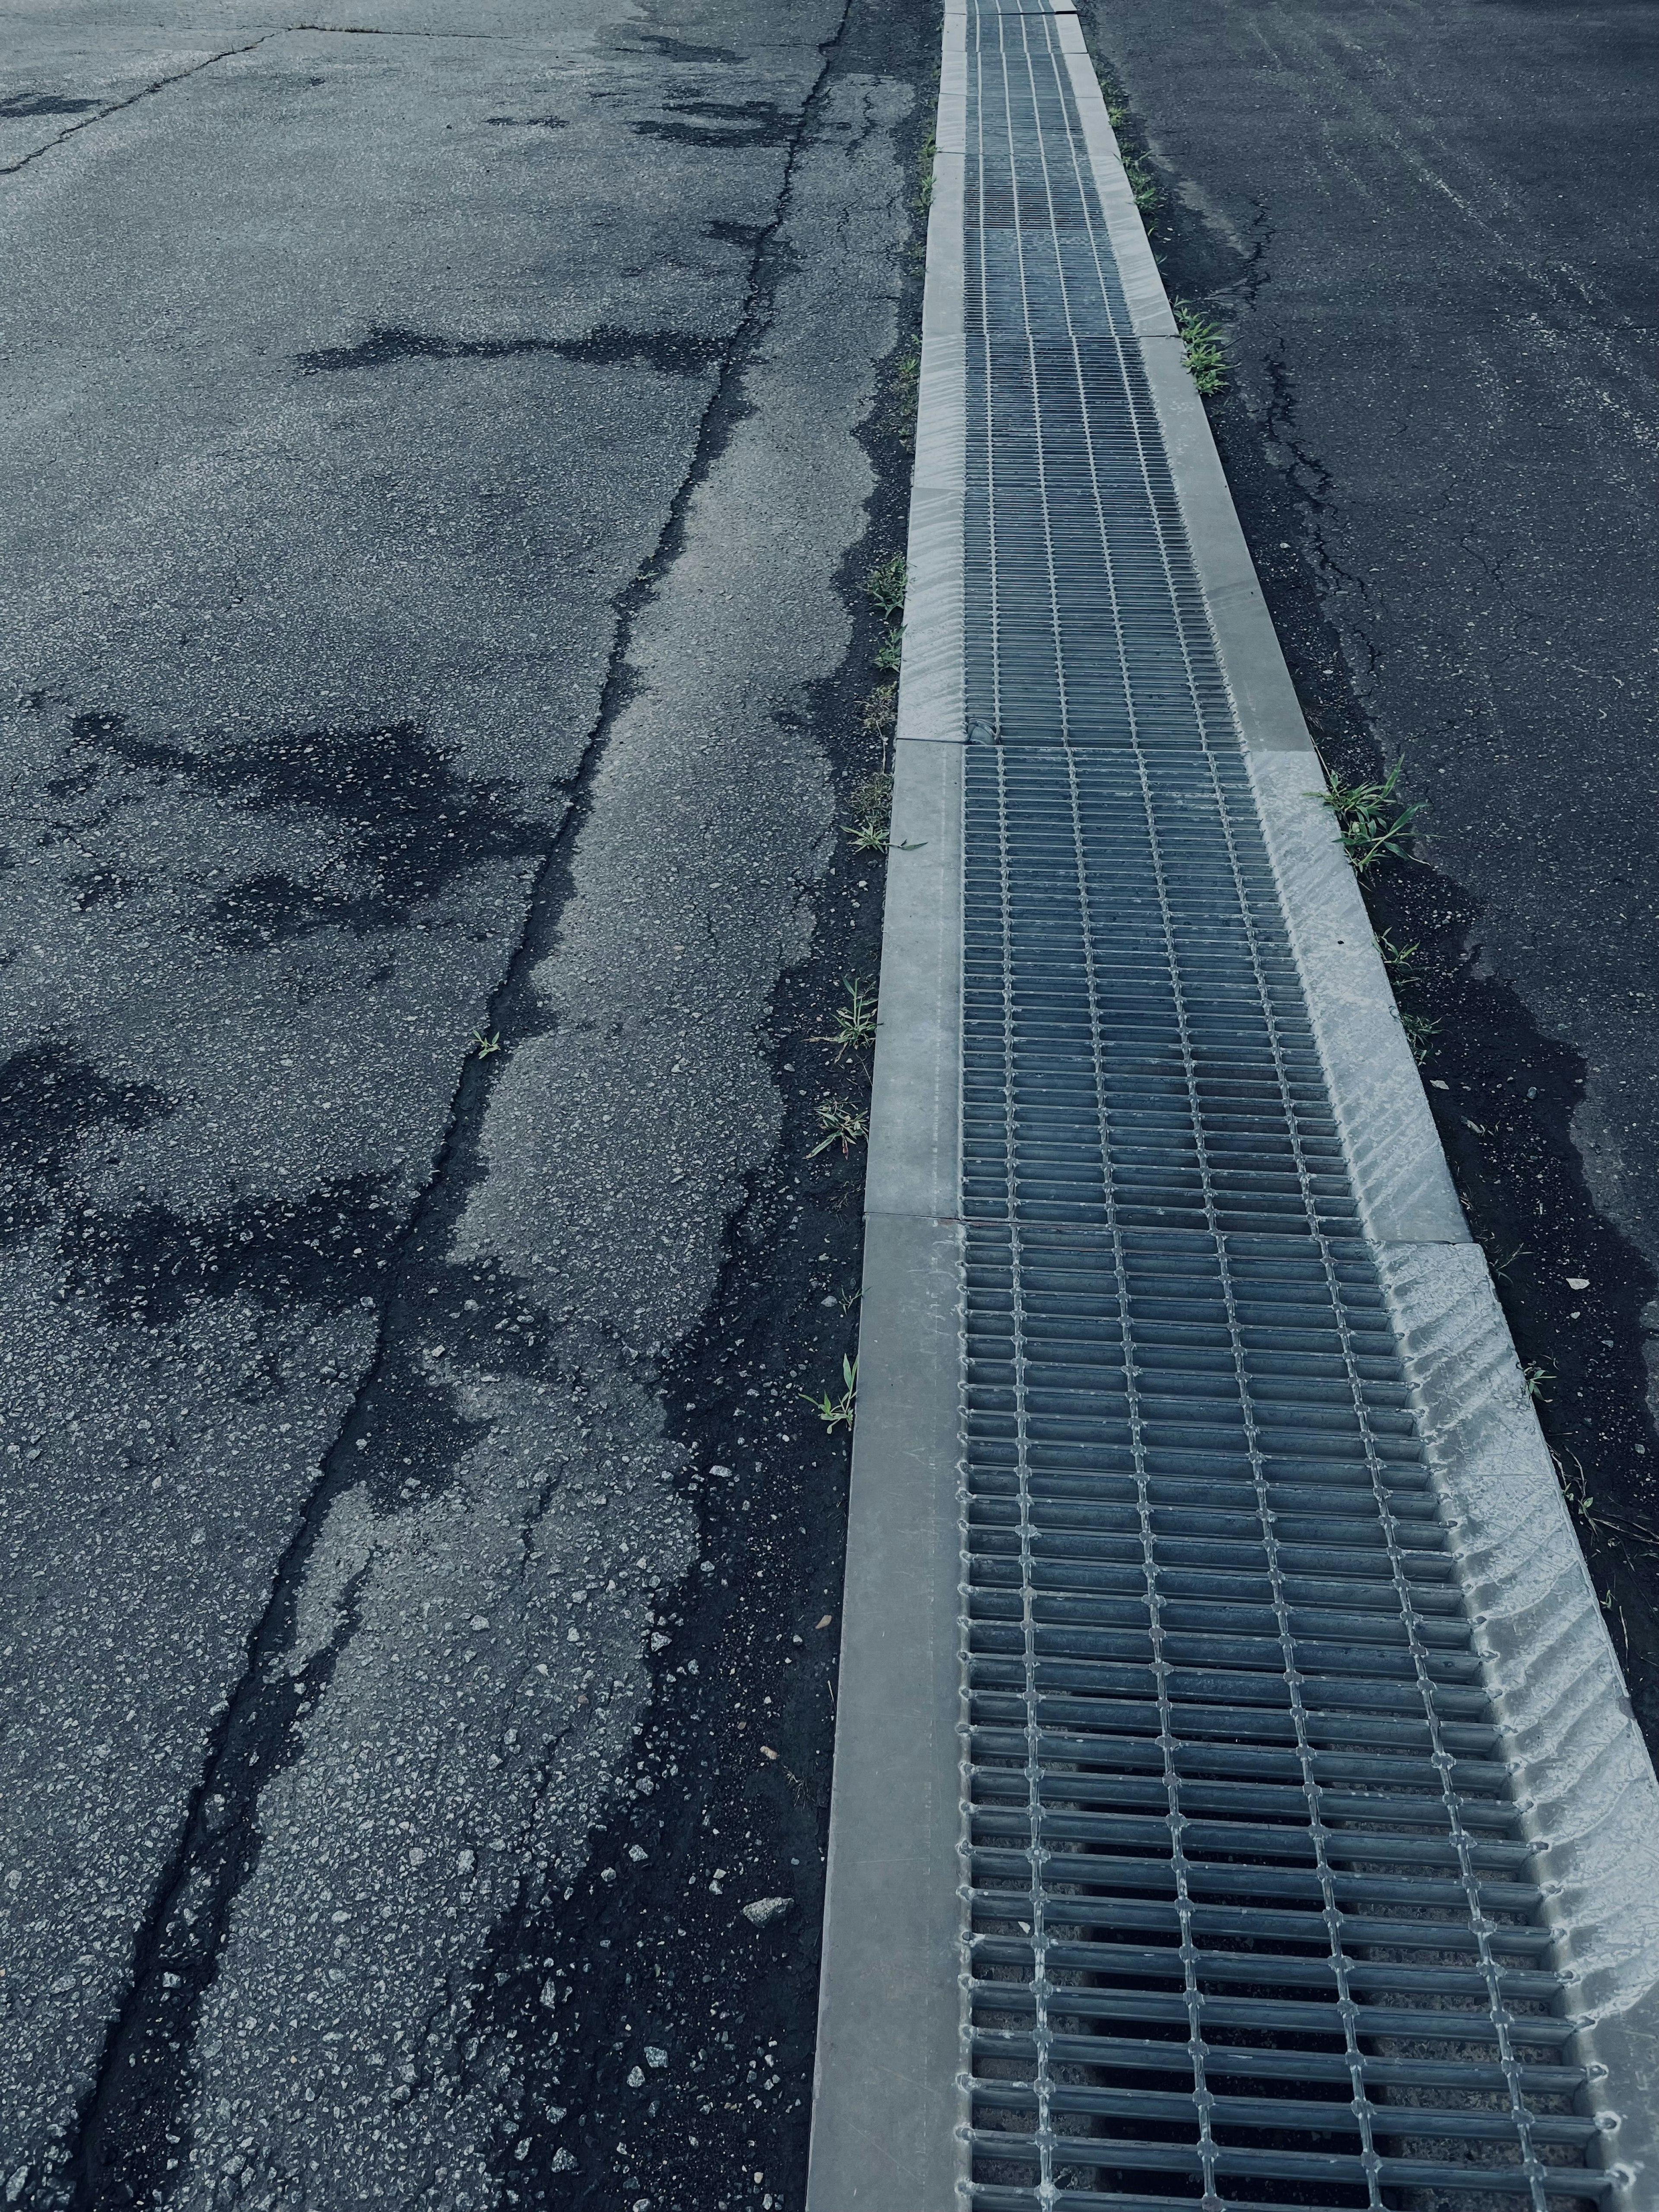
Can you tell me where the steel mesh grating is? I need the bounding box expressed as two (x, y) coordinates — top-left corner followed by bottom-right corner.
(955, 5), (1608, 2206)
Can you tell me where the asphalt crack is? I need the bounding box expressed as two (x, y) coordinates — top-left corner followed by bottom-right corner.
(0, 35), (279, 175)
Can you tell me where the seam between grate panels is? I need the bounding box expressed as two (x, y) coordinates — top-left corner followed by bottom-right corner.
(958, 2), (1589, 2206)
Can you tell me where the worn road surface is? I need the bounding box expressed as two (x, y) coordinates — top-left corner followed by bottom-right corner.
(1083, 0), (1659, 1730)
(0, 2), (929, 2206)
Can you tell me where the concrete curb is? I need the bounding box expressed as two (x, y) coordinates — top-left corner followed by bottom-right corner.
(902, 17), (967, 755)
(804, 427), (969, 2212)
(802, 1215), (963, 2212)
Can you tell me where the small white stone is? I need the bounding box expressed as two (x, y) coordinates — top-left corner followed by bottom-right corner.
(645, 2045), (667, 2069)
(742, 1896), (791, 1928)
(626, 2065), (645, 2089)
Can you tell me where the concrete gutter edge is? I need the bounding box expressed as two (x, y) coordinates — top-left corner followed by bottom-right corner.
(903, 18), (967, 755)
(804, 113), (969, 2196)
(803, 1211), (964, 2212)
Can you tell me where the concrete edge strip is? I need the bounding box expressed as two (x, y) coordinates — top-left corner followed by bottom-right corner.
(804, 38), (970, 2200)
(803, 767), (967, 2210)
(901, 7), (967, 754)
(1053, 23), (1659, 2185)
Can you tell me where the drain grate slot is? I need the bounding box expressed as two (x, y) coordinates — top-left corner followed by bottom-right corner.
(956, 3), (1605, 2204)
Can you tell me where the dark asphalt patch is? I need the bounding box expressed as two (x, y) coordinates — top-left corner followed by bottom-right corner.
(57, 712), (550, 936)
(295, 325), (725, 378)
(0, 92), (100, 117)
(0, 1045), (172, 1247)
(0, 1044), (171, 1185)
(1077, 29), (1659, 1743)
(629, 101), (797, 151)
(65, 1174), (400, 1328)
(627, 36), (745, 67)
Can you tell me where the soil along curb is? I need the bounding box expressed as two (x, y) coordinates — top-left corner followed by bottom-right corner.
(809, 1), (1659, 2202)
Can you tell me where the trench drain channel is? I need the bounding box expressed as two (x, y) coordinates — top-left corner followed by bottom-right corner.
(808, 2), (1659, 2208)
(958, 7), (1615, 2204)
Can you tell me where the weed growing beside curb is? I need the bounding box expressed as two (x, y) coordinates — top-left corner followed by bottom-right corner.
(809, 1100), (870, 1158)
(865, 553), (906, 677)
(803, 1355), (858, 1431)
(1174, 299), (1227, 395)
(887, 340), (921, 448)
(1098, 78), (1160, 224)
(814, 977), (877, 1063)
(844, 769), (894, 855)
(1313, 756), (1423, 873)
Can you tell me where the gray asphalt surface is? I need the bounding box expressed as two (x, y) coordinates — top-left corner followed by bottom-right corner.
(1082, 0), (1659, 1716)
(0, 2), (915, 2203)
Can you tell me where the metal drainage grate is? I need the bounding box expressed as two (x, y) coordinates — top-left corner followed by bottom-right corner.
(955, 5), (1607, 2205)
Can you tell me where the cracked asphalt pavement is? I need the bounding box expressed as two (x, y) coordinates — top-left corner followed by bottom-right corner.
(0, 0), (928, 2204)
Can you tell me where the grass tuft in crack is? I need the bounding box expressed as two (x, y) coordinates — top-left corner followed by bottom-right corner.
(1100, 83), (1160, 220)
(844, 769), (894, 855)
(865, 553), (906, 623)
(917, 129), (937, 213)
(1313, 756), (1423, 873)
(865, 553), (906, 675)
(860, 684), (897, 745)
(1174, 299), (1227, 396)
(886, 340), (921, 448)
(1375, 928), (1418, 974)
